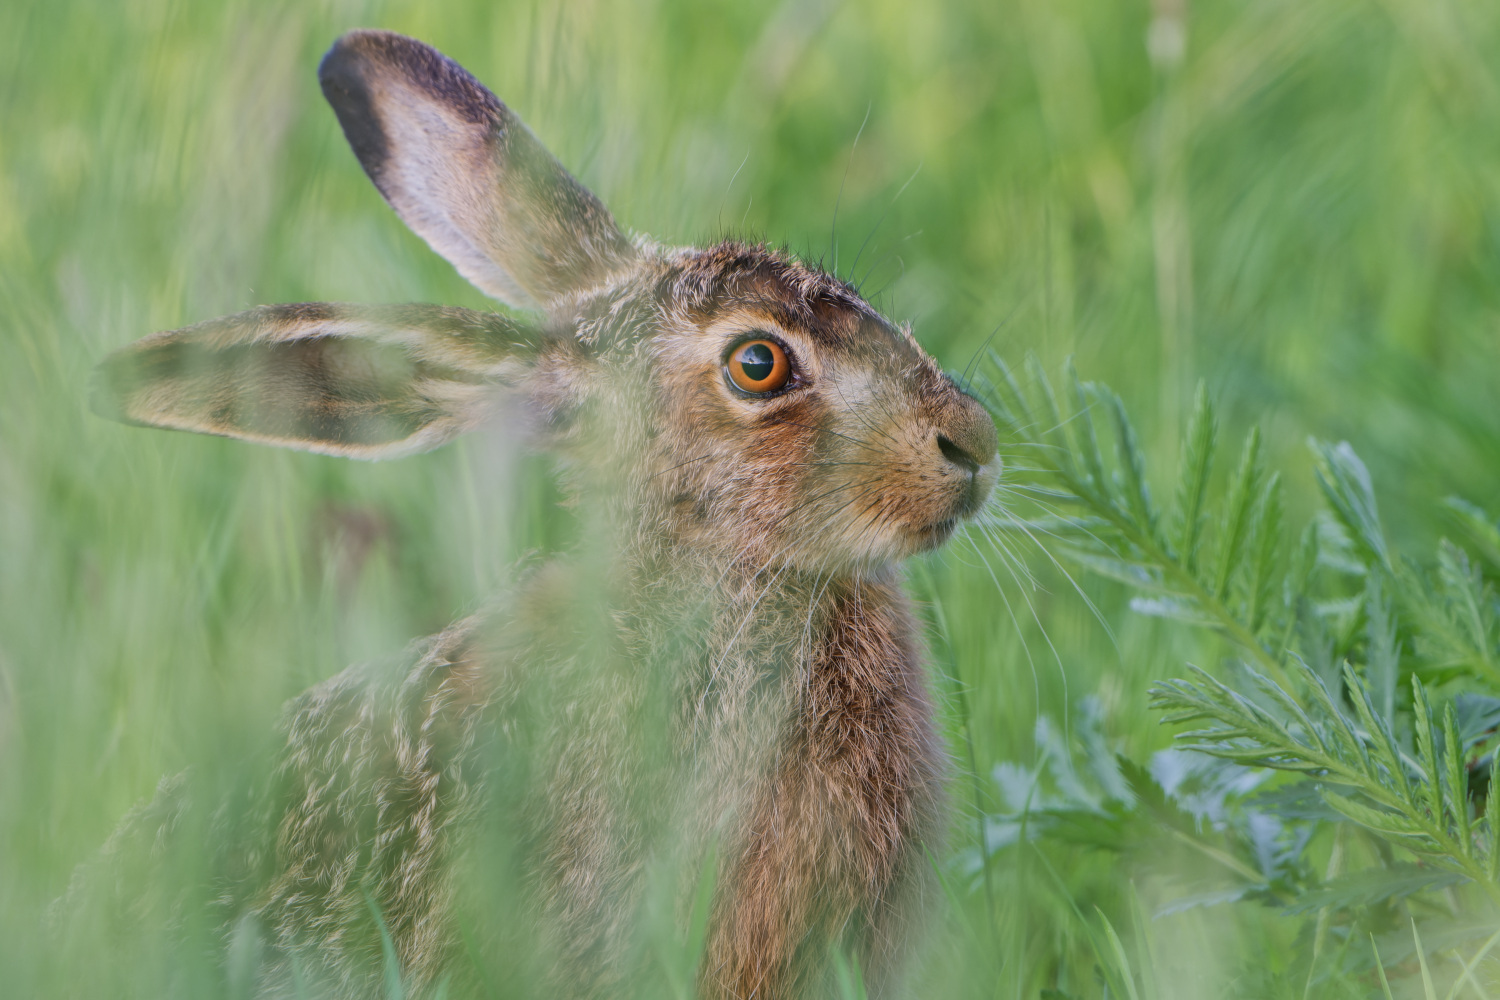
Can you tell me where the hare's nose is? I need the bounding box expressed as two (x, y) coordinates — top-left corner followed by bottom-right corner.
(935, 396), (999, 474)
(936, 433), (982, 473)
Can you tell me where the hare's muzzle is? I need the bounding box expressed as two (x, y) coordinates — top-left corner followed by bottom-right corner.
(934, 392), (1000, 517)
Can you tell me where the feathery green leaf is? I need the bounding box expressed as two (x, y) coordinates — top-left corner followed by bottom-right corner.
(1172, 383), (1216, 574)
(1106, 388), (1156, 545)
(1312, 439), (1389, 571)
(1213, 428), (1263, 602)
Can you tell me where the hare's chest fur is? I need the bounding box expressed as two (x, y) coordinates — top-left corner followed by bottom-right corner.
(701, 576), (944, 999)
(256, 564), (943, 999)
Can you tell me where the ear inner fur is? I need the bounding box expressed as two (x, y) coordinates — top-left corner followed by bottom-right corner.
(91, 303), (536, 459)
(318, 30), (638, 309)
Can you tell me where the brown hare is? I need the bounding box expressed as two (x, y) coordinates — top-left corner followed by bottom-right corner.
(90, 29), (999, 1000)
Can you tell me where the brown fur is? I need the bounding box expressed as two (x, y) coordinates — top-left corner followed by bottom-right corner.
(87, 30), (1002, 1000)
(706, 577), (939, 998)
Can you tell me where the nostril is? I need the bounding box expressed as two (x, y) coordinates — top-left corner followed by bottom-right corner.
(936, 433), (981, 474)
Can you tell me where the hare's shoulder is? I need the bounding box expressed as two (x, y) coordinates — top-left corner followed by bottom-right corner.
(271, 557), (598, 838)
(272, 614), (500, 842)
(253, 617), (502, 976)
(279, 616), (497, 771)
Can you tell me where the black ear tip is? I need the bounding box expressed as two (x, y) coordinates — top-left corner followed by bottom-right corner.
(319, 32), (393, 185)
(319, 31), (373, 96)
(317, 38), (348, 88)
(319, 30), (383, 84)
(319, 30), (502, 129)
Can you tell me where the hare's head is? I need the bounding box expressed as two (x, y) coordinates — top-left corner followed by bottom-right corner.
(95, 30), (998, 575)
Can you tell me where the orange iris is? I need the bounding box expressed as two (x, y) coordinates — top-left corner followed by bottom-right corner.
(727, 339), (791, 394)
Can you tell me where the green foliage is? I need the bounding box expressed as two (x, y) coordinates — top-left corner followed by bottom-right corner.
(982, 361), (1324, 681)
(975, 359), (1500, 994)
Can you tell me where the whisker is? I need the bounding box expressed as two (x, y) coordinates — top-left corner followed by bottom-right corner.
(863, 240), (916, 302)
(716, 146), (752, 232)
(959, 300), (1024, 388)
(800, 476), (887, 510)
(831, 378), (900, 448)
(830, 102), (872, 277)
(979, 531), (1069, 707)
(762, 415), (873, 449)
(850, 161), (923, 289)
(647, 452), (717, 480)
(980, 488), (1126, 565)
(977, 516), (1121, 654)
(966, 519), (1040, 593)
(965, 483), (1124, 664)
(950, 532), (1046, 727)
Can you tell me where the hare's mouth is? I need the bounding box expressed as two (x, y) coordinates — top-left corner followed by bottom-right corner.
(904, 474), (994, 551)
(908, 516), (959, 549)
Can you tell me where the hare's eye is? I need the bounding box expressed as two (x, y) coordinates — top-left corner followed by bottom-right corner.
(726, 339), (792, 395)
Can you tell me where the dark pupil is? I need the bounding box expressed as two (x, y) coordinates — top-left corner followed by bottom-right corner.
(739, 343), (775, 382)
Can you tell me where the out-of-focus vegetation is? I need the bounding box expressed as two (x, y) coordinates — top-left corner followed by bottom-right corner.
(3, 0), (1500, 996)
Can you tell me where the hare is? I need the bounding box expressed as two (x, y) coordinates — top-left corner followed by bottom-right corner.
(90, 29), (999, 1000)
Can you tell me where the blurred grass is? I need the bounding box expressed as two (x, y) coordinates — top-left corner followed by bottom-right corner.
(3, 0), (1500, 996)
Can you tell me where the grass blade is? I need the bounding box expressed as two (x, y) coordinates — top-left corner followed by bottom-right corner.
(1412, 919), (1438, 1000)
(1094, 906), (1142, 1000)
(1370, 934), (1395, 1000)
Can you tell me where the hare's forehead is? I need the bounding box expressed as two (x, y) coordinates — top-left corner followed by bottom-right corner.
(653, 244), (925, 353)
(656, 298), (929, 372)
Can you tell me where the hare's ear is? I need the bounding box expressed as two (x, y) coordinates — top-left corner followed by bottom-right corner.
(319, 30), (637, 310)
(91, 304), (535, 459)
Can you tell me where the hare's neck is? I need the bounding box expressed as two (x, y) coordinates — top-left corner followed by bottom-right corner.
(701, 571), (942, 996)
(628, 554), (905, 668)
(589, 542), (915, 737)
(660, 561), (916, 747)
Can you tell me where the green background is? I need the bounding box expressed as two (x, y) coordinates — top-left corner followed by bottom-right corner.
(3, 0), (1499, 995)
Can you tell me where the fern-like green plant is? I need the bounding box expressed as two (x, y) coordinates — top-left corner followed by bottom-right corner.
(968, 357), (1500, 992)
(1154, 661), (1500, 903)
(977, 362), (1302, 686)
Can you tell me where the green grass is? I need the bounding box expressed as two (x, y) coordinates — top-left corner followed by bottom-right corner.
(4, 0), (1500, 996)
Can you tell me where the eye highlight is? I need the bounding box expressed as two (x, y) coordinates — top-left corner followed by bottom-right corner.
(725, 338), (792, 395)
